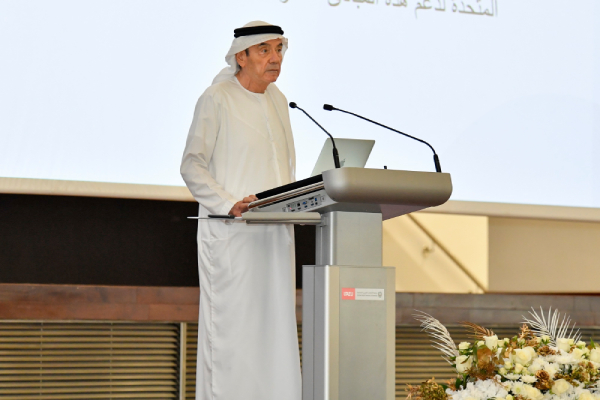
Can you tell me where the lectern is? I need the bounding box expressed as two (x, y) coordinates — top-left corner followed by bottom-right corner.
(245, 167), (452, 400)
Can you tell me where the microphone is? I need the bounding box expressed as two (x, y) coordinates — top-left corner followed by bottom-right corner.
(323, 104), (442, 173)
(289, 102), (341, 169)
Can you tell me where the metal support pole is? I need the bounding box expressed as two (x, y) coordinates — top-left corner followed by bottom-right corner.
(316, 211), (382, 267)
(179, 322), (187, 400)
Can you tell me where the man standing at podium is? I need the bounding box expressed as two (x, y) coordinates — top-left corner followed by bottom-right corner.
(180, 21), (301, 400)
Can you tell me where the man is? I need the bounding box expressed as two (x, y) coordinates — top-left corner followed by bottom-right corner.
(180, 21), (301, 400)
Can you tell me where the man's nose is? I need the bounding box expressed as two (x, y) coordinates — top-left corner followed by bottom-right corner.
(269, 50), (282, 63)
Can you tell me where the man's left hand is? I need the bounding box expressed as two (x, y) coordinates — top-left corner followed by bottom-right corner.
(228, 195), (258, 217)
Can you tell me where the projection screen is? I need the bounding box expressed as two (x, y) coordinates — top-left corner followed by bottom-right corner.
(1, 0), (599, 219)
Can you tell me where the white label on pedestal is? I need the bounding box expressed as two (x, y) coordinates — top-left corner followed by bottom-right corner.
(341, 288), (384, 301)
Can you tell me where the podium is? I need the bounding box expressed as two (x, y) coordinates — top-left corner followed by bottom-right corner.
(246, 167), (452, 400)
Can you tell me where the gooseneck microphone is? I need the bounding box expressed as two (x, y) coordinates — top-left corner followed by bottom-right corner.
(323, 104), (442, 173)
(290, 102), (341, 169)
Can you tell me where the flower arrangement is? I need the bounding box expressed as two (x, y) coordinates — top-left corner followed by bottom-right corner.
(408, 308), (600, 400)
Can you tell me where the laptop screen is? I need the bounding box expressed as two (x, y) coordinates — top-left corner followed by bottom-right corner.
(311, 138), (375, 177)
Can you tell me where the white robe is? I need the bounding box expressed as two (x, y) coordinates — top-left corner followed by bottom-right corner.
(180, 76), (301, 400)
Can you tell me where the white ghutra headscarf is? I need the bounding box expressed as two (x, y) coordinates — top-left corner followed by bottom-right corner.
(212, 21), (288, 85)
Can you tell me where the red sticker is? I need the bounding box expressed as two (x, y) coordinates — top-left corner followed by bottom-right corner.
(342, 288), (355, 300)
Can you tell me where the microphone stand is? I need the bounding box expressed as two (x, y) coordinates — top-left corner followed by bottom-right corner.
(290, 102), (341, 168)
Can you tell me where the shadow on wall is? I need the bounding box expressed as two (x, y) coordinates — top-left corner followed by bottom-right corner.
(383, 213), (487, 293)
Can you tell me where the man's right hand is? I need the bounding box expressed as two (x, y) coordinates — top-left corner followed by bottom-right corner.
(228, 195), (258, 217)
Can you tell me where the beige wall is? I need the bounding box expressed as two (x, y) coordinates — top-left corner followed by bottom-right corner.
(384, 212), (600, 294)
(488, 217), (600, 293)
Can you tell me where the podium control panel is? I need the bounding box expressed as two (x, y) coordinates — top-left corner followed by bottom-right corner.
(282, 193), (327, 212)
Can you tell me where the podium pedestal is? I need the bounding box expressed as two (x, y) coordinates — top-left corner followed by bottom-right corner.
(303, 211), (395, 400)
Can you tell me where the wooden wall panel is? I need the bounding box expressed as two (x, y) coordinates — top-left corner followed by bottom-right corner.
(1, 284), (599, 326)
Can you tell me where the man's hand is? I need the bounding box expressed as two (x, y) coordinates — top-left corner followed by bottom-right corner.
(228, 195), (258, 217)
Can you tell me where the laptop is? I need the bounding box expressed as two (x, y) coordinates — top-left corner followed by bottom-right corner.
(311, 138), (375, 176)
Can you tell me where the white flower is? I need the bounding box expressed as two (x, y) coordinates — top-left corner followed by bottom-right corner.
(459, 342), (471, 350)
(528, 358), (545, 374)
(445, 378), (508, 400)
(514, 348), (535, 366)
(590, 349), (600, 363)
(512, 382), (525, 394)
(526, 346), (536, 357)
(506, 395), (514, 400)
(579, 390), (595, 400)
(554, 353), (577, 365)
(505, 374), (521, 380)
(500, 367), (508, 375)
(477, 340), (485, 347)
(557, 338), (574, 352)
(456, 355), (473, 373)
(544, 363), (560, 378)
(572, 347), (585, 360)
(514, 364), (524, 373)
(505, 360), (513, 369)
(523, 385), (543, 400)
(521, 376), (537, 383)
(552, 379), (571, 395)
(484, 335), (499, 350)
(541, 335), (551, 343)
(577, 341), (587, 347)
(583, 347), (591, 355)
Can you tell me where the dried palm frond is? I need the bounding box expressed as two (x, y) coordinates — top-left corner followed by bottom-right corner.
(414, 311), (458, 364)
(522, 307), (581, 347)
(460, 321), (495, 340)
(519, 324), (534, 340)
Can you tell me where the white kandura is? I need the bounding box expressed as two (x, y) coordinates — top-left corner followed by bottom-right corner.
(180, 22), (299, 399)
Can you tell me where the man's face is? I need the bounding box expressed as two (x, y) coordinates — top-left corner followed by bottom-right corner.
(236, 38), (283, 86)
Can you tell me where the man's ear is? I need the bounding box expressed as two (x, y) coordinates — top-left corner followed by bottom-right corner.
(236, 51), (246, 69)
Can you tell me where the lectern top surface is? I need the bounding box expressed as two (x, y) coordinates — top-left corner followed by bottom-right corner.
(250, 168), (452, 221)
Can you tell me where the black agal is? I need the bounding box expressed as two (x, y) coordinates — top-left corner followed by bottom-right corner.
(233, 25), (284, 38)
